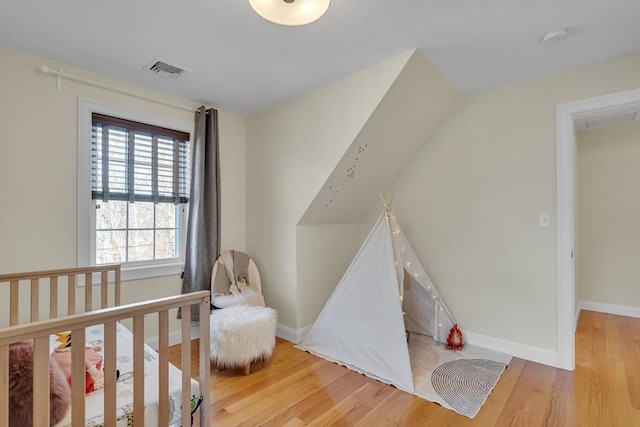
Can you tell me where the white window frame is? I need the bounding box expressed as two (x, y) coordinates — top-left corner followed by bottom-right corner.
(78, 98), (193, 282)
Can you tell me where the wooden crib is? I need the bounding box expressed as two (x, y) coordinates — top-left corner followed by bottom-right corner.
(0, 264), (210, 427)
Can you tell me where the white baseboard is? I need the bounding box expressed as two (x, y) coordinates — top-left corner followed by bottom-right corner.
(145, 324), (201, 350)
(276, 323), (562, 368)
(153, 308), (636, 370)
(276, 323), (312, 344)
(577, 300), (640, 319)
(453, 331), (561, 368)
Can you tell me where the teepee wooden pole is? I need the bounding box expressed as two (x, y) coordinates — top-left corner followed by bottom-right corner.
(379, 193), (394, 213)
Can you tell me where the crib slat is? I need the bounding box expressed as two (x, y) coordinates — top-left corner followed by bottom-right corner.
(9, 281), (18, 326)
(115, 266), (121, 306)
(68, 274), (76, 315)
(30, 278), (39, 322)
(104, 321), (117, 426)
(159, 310), (169, 427)
(71, 329), (86, 427)
(133, 315), (145, 426)
(0, 345), (8, 427)
(85, 272), (92, 312)
(50, 276), (58, 318)
(101, 271), (108, 309)
(33, 336), (50, 427)
(181, 306), (191, 427)
(199, 296), (211, 426)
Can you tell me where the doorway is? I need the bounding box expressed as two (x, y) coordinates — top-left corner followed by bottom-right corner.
(556, 88), (640, 370)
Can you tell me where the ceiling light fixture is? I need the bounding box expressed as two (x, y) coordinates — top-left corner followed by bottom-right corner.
(542, 28), (569, 44)
(249, 0), (330, 26)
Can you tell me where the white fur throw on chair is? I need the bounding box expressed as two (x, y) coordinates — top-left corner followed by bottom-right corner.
(209, 305), (277, 372)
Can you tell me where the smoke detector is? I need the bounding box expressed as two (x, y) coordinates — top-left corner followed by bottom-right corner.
(542, 28), (569, 44)
(143, 58), (190, 79)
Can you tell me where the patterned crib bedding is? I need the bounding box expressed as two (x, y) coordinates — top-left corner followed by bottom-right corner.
(50, 323), (200, 427)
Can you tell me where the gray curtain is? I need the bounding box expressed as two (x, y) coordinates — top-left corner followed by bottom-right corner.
(180, 106), (220, 320)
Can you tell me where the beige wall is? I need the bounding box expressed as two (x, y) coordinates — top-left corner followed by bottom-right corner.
(0, 45), (247, 337)
(576, 122), (640, 309)
(387, 53), (639, 350)
(296, 224), (363, 327)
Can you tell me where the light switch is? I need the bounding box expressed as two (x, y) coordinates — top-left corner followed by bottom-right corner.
(539, 212), (551, 228)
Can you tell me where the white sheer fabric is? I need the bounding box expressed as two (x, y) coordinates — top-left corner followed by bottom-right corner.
(299, 209), (456, 393)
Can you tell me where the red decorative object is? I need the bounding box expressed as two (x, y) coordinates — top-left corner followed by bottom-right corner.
(446, 324), (464, 351)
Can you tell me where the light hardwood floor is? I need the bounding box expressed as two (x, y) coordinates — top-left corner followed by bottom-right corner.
(169, 310), (639, 426)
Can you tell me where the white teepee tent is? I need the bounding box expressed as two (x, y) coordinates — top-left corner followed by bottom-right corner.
(298, 196), (456, 393)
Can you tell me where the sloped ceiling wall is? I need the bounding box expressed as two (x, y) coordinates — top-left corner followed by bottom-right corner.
(246, 51), (414, 328)
(248, 49), (462, 331)
(299, 51), (461, 225)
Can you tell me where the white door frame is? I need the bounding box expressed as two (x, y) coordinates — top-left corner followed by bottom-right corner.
(556, 88), (640, 371)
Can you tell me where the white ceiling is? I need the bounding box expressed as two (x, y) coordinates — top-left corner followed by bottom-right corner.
(1, 1), (638, 115)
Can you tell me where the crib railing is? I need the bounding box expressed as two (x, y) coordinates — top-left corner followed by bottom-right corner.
(0, 265), (210, 427)
(0, 264), (121, 325)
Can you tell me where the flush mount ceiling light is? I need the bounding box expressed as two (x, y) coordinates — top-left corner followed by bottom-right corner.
(542, 28), (569, 44)
(249, 0), (330, 26)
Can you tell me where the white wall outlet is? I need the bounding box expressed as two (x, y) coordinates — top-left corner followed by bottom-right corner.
(539, 212), (551, 228)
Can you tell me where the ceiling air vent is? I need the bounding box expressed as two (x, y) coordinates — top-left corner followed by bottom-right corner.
(143, 58), (190, 79)
(575, 104), (640, 131)
(585, 111), (637, 129)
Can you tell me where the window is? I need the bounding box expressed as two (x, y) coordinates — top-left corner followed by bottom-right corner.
(78, 100), (193, 281)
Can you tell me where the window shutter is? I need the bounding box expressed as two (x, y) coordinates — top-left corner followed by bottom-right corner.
(91, 114), (190, 204)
